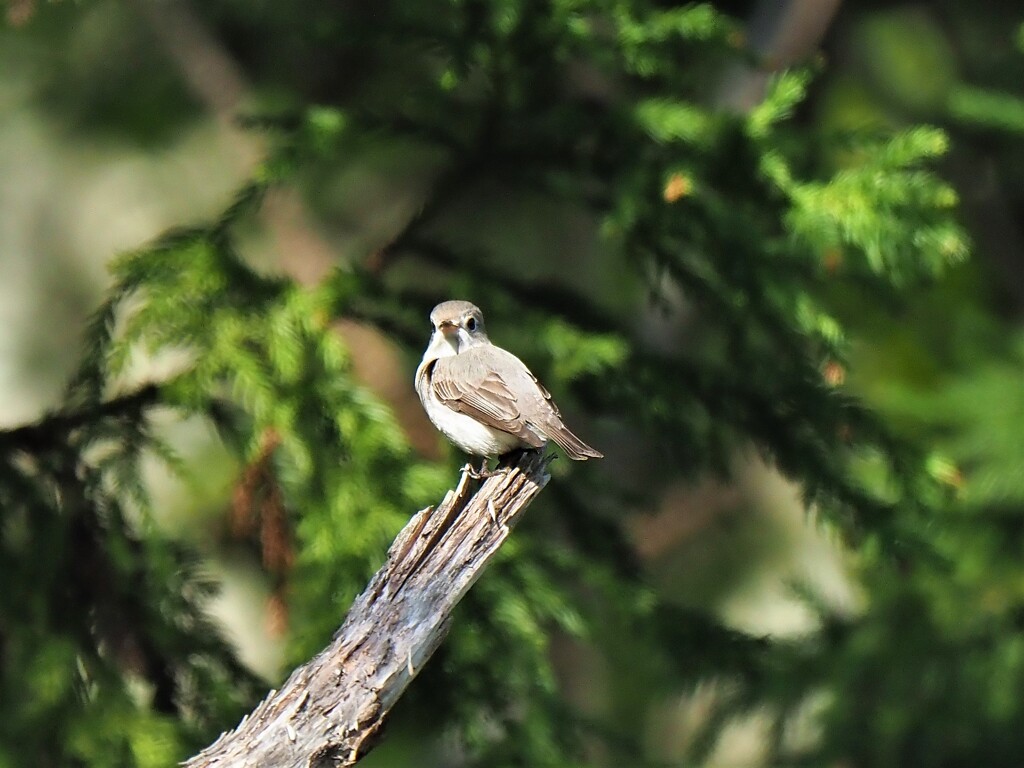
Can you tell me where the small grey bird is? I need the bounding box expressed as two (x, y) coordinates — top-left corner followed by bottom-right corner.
(415, 300), (603, 463)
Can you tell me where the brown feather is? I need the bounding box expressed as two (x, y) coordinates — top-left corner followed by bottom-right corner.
(429, 344), (602, 460)
(430, 356), (546, 448)
(542, 423), (604, 460)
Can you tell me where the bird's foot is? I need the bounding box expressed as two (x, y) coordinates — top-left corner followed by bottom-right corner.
(461, 460), (499, 480)
(461, 457), (513, 480)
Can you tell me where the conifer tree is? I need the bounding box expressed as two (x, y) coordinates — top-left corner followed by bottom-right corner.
(3, 1), (1023, 767)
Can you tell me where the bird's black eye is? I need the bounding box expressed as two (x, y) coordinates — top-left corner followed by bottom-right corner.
(466, 316), (478, 331)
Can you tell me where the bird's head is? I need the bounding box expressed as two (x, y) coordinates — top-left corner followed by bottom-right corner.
(427, 300), (489, 357)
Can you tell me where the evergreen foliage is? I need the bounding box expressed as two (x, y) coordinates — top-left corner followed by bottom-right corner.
(3, 1), (1024, 767)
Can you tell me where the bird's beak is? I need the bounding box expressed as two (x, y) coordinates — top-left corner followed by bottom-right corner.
(438, 320), (458, 336)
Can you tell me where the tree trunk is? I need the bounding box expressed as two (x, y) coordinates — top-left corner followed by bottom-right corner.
(185, 449), (551, 767)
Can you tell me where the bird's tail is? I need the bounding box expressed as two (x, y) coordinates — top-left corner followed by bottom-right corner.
(546, 424), (603, 461)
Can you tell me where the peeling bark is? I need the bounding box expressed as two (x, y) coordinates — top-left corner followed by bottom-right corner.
(184, 449), (551, 767)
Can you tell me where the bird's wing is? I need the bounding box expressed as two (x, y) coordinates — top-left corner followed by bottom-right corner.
(430, 349), (547, 448)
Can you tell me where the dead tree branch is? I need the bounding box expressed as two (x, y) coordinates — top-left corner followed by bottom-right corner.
(185, 449), (552, 767)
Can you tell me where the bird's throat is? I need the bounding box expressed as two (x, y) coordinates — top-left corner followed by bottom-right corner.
(426, 331), (460, 360)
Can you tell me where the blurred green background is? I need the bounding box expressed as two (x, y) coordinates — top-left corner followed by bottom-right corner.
(2, 0), (1024, 766)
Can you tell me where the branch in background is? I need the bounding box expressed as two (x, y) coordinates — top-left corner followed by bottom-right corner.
(717, 0), (843, 111)
(0, 384), (161, 453)
(185, 449), (552, 768)
(348, 237), (620, 339)
(366, 157), (484, 277)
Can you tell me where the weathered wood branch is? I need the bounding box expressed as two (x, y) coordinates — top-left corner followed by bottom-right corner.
(185, 449), (552, 768)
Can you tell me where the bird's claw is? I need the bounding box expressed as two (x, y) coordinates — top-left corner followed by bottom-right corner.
(461, 460), (506, 480)
(461, 462), (485, 480)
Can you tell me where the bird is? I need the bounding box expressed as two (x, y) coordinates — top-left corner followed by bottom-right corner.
(415, 300), (603, 469)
